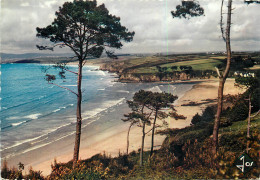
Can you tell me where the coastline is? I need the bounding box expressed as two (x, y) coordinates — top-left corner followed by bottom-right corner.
(3, 78), (243, 176)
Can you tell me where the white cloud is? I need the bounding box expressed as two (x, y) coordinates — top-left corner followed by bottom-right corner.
(1, 0), (259, 54)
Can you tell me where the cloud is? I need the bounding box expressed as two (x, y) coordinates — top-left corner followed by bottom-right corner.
(1, 0), (259, 54)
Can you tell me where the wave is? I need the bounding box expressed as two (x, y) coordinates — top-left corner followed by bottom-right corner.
(2, 114), (41, 129)
(63, 85), (77, 87)
(116, 90), (130, 93)
(2, 92), (60, 111)
(11, 121), (27, 127)
(52, 107), (66, 113)
(1, 120), (74, 152)
(85, 70), (106, 76)
(6, 116), (20, 120)
(82, 98), (125, 125)
(3, 98), (125, 152)
(52, 104), (73, 113)
(1, 132), (48, 152)
(13, 131), (76, 157)
(95, 71), (106, 76)
(24, 113), (42, 120)
(147, 86), (162, 93)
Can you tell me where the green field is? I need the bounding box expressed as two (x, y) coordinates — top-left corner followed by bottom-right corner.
(93, 52), (260, 76)
(133, 55), (225, 74)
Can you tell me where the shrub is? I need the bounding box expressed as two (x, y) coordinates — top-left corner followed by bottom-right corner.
(24, 166), (44, 180)
(201, 106), (215, 122)
(191, 113), (202, 125)
(1, 160), (10, 178)
(227, 100), (248, 123)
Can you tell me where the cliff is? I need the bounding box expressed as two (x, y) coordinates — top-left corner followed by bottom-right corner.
(100, 63), (192, 82)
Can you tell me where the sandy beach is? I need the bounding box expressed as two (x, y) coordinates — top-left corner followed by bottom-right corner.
(5, 78), (244, 176)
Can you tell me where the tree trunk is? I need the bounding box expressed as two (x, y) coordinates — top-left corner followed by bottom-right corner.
(212, 0), (232, 155)
(140, 122), (146, 166)
(127, 123), (133, 155)
(73, 60), (83, 168)
(212, 78), (225, 154)
(246, 93), (252, 153)
(150, 109), (158, 157)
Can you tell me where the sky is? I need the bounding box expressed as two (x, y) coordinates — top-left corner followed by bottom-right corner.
(1, 0), (260, 55)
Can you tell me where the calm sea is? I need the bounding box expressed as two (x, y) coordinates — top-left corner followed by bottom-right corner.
(1, 63), (194, 160)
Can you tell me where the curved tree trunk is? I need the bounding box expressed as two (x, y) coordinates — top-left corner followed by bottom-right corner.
(212, 0), (232, 155)
(73, 59), (83, 168)
(150, 109), (158, 157)
(127, 123), (134, 155)
(140, 122), (146, 166)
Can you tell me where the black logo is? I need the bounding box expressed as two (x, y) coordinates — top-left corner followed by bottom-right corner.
(234, 153), (255, 174)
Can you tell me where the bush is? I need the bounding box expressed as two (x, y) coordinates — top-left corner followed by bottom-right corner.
(48, 160), (108, 180)
(1, 160), (11, 179)
(201, 106), (215, 122)
(191, 113), (202, 125)
(227, 99), (248, 123)
(25, 167), (44, 180)
(1, 161), (44, 180)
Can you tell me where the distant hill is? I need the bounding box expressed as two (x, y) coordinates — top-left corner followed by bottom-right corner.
(1, 53), (74, 61)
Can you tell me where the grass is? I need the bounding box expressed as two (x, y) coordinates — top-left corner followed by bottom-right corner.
(2, 111), (259, 179)
(162, 59), (223, 70)
(134, 58), (223, 74)
(220, 112), (260, 134)
(98, 52), (260, 76)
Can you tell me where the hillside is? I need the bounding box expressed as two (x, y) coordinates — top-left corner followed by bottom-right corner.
(98, 52), (260, 82)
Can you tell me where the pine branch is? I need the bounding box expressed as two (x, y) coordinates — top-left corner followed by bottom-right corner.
(49, 82), (78, 96)
(215, 67), (222, 78)
(220, 0), (226, 42)
(64, 68), (78, 75)
(250, 110), (260, 118)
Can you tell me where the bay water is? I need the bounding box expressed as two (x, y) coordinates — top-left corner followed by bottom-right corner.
(1, 63), (194, 160)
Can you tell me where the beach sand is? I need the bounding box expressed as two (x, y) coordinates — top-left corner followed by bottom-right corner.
(7, 78), (244, 176)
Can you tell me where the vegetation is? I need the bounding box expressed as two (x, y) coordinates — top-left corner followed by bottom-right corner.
(122, 90), (152, 165)
(3, 88), (259, 179)
(122, 90), (177, 164)
(2, 0), (259, 179)
(36, 0), (134, 167)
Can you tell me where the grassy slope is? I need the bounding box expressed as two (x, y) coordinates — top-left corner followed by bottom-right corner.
(98, 52), (259, 75)
(40, 112), (259, 179)
(122, 113), (260, 179)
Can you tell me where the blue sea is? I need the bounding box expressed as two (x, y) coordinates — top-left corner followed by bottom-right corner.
(1, 63), (195, 160)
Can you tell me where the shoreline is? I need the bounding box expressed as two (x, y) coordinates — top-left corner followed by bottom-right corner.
(2, 78), (244, 177)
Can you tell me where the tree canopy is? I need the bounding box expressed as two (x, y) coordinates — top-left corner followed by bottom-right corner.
(36, 0), (135, 60)
(171, 0), (204, 19)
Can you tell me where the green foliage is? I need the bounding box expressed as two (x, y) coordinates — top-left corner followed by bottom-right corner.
(1, 160), (10, 179)
(235, 75), (259, 92)
(48, 160), (108, 180)
(25, 167), (44, 180)
(227, 99), (248, 123)
(123, 90), (154, 125)
(202, 106), (215, 122)
(148, 91), (178, 110)
(1, 161), (44, 180)
(45, 74), (56, 82)
(36, 0), (134, 59)
(191, 106), (215, 125)
(48, 153), (134, 179)
(191, 113), (202, 125)
(170, 66), (178, 71)
(171, 0), (204, 19)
